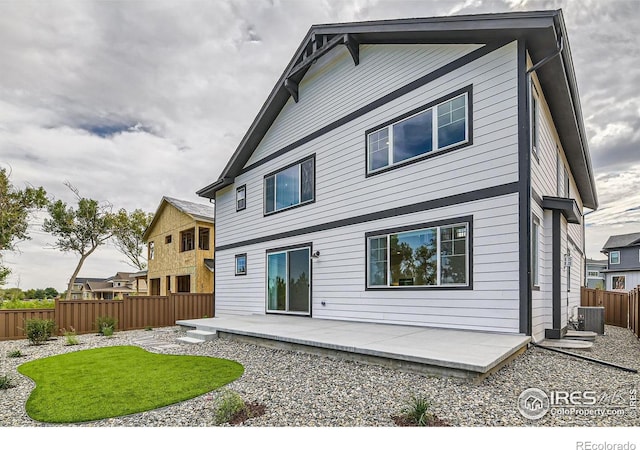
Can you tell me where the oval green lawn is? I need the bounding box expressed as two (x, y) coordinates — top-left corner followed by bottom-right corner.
(17, 345), (244, 423)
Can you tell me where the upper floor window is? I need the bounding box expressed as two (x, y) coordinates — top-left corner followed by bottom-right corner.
(198, 227), (210, 250)
(610, 251), (620, 265)
(165, 235), (172, 244)
(180, 228), (195, 252)
(587, 271), (600, 277)
(264, 155), (315, 215)
(367, 220), (469, 288)
(148, 241), (155, 260)
(366, 89), (470, 174)
(236, 185), (246, 211)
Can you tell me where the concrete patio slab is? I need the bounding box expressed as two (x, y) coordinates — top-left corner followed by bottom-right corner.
(177, 315), (530, 380)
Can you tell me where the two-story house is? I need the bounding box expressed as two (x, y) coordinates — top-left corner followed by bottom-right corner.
(586, 258), (607, 289)
(143, 197), (214, 296)
(197, 10), (597, 342)
(70, 272), (147, 299)
(601, 232), (640, 291)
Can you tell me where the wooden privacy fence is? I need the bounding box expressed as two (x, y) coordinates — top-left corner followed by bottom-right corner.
(580, 286), (629, 328)
(0, 293), (214, 341)
(630, 286), (640, 338)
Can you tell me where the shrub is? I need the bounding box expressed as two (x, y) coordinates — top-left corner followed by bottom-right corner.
(402, 395), (433, 426)
(0, 374), (13, 390)
(24, 318), (55, 345)
(7, 349), (23, 358)
(61, 327), (79, 346)
(102, 326), (114, 337)
(0, 299), (55, 310)
(214, 390), (246, 425)
(96, 316), (117, 335)
(144, 326), (153, 331)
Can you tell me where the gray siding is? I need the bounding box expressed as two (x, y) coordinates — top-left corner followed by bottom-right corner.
(607, 246), (640, 270)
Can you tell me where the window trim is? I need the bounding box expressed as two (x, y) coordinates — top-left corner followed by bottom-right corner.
(365, 86), (473, 177)
(364, 216), (473, 291)
(532, 216), (540, 288)
(610, 251), (620, 265)
(530, 82), (539, 160)
(263, 154), (316, 216)
(236, 185), (246, 212)
(235, 253), (247, 276)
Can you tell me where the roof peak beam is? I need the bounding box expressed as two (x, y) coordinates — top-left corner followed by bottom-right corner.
(285, 33), (359, 103)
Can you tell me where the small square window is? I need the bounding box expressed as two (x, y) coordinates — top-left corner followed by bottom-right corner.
(610, 251), (620, 265)
(235, 254), (247, 276)
(165, 235), (172, 244)
(236, 185), (246, 211)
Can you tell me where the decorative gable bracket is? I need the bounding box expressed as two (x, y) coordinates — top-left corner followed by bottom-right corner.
(284, 33), (360, 103)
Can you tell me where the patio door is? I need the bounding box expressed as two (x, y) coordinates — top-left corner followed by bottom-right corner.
(266, 246), (310, 315)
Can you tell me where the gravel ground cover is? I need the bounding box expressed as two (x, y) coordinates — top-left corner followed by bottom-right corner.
(1, 325), (639, 427)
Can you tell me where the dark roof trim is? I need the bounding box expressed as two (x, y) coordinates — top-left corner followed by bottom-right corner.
(542, 196), (581, 224)
(197, 10), (597, 210)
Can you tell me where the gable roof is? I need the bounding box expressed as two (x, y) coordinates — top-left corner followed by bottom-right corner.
(143, 196), (214, 241)
(196, 9), (597, 210)
(602, 232), (640, 251)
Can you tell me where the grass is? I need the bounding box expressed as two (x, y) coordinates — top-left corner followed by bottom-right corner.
(0, 299), (55, 310)
(18, 346), (244, 423)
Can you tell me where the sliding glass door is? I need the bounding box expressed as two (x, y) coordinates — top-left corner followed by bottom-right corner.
(266, 246), (310, 315)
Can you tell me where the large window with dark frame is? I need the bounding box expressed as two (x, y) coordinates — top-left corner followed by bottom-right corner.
(264, 156), (314, 215)
(198, 227), (210, 250)
(367, 222), (469, 288)
(367, 90), (469, 174)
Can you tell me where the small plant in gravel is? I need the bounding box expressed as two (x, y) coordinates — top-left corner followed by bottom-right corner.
(144, 326), (153, 331)
(392, 395), (449, 427)
(7, 349), (23, 358)
(214, 389), (265, 425)
(61, 327), (79, 346)
(0, 374), (14, 390)
(24, 318), (55, 345)
(96, 316), (117, 335)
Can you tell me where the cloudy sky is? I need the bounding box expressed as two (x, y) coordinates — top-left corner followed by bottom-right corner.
(1, 0), (638, 291)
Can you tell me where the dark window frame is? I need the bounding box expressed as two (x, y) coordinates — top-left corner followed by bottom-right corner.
(165, 235), (172, 244)
(263, 154), (316, 216)
(235, 253), (247, 276)
(365, 86), (473, 177)
(364, 215), (473, 291)
(236, 185), (246, 211)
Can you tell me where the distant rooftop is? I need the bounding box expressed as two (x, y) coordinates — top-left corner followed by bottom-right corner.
(163, 196), (214, 223)
(602, 232), (640, 251)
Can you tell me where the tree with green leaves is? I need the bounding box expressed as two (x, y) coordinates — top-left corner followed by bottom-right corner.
(0, 168), (48, 285)
(113, 208), (154, 270)
(43, 183), (116, 300)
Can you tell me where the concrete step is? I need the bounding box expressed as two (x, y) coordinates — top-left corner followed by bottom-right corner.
(176, 336), (205, 344)
(186, 329), (218, 341)
(539, 339), (593, 349)
(565, 330), (597, 341)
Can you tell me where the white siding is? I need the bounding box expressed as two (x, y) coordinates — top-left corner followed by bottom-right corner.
(215, 194), (521, 333)
(217, 41), (519, 247)
(606, 272), (640, 291)
(247, 43), (483, 166)
(213, 41), (523, 334)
